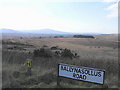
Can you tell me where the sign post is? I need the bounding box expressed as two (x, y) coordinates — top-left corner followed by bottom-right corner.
(26, 59), (32, 76)
(58, 63), (105, 85)
(57, 63), (61, 88)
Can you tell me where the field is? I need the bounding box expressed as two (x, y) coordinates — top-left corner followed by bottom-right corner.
(2, 34), (118, 88)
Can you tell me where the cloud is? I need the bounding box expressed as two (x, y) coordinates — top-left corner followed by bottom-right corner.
(106, 3), (118, 18)
(103, 0), (119, 3)
(103, 0), (119, 18)
(0, 0), (117, 33)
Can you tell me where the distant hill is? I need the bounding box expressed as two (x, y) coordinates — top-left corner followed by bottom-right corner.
(0, 28), (70, 35)
(0, 28), (105, 35)
(20, 29), (70, 35)
(0, 29), (21, 33)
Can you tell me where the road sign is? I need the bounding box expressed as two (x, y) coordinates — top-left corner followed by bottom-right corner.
(26, 61), (31, 68)
(58, 63), (105, 84)
(26, 59), (32, 68)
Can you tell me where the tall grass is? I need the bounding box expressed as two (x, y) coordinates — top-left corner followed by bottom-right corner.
(2, 48), (118, 88)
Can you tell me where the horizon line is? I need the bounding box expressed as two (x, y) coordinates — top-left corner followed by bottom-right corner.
(0, 28), (118, 34)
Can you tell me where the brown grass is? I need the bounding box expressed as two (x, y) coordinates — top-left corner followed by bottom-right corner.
(2, 34), (118, 88)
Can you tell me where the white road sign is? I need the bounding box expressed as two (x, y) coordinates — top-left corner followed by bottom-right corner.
(58, 63), (105, 84)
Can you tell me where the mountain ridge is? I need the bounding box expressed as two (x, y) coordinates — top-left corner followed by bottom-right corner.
(0, 28), (21, 33)
(0, 28), (70, 34)
(20, 29), (70, 34)
(0, 28), (106, 35)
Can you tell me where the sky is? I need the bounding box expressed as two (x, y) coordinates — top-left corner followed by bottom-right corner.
(0, 0), (119, 34)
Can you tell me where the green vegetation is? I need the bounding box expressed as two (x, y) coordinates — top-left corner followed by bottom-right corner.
(54, 36), (64, 38)
(73, 35), (95, 39)
(33, 48), (53, 58)
(33, 47), (79, 59)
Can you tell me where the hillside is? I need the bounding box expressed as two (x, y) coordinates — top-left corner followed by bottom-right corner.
(0, 28), (70, 35)
(0, 29), (21, 33)
(20, 29), (70, 34)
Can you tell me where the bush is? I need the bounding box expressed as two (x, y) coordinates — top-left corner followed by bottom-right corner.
(54, 36), (58, 38)
(33, 48), (52, 58)
(42, 45), (48, 47)
(61, 48), (74, 59)
(54, 36), (64, 38)
(73, 35), (95, 39)
(51, 46), (59, 50)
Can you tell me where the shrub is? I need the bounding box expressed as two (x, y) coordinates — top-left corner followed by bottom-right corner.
(42, 45), (48, 47)
(7, 47), (14, 49)
(73, 35), (94, 39)
(33, 48), (52, 58)
(54, 36), (64, 38)
(54, 36), (58, 38)
(98, 46), (100, 48)
(61, 48), (74, 59)
(51, 46), (59, 50)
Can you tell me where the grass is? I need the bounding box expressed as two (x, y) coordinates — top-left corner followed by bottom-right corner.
(2, 35), (118, 88)
(2, 50), (118, 88)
